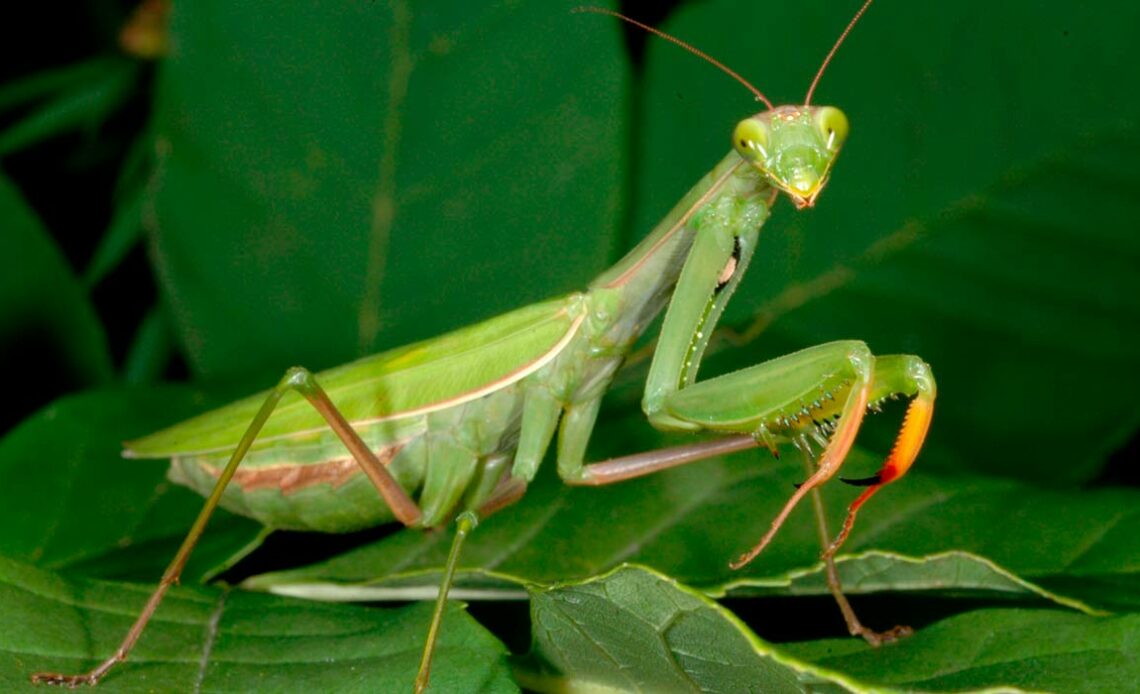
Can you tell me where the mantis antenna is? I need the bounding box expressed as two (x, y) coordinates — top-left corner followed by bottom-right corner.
(573, 6), (775, 110)
(804, 0), (874, 105)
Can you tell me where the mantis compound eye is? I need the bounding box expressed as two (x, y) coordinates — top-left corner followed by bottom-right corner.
(814, 106), (849, 151)
(733, 118), (771, 163)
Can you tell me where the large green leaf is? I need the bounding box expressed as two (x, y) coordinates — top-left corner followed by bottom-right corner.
(786, 610), (1140, 693)
(518, 565), (846, 693)
(243, 443), (1138, 613)
(0, 389), (262, 583)
(0, 555), (513, 692)
(631, 0), (1140, 484)
(149, 0), (628, 380)
(519, 565), (1140, 694)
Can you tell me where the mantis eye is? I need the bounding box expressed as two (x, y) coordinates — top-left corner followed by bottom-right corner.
(733, 118), (770, 163)
(814, 106), (849, 151)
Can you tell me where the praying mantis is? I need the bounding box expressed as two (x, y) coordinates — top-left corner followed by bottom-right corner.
(32, 0), (937, 690)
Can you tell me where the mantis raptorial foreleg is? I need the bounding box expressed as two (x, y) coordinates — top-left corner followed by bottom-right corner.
(562, 342), (935, 589)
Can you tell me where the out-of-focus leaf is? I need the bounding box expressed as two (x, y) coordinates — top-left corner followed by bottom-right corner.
(149, 0), (628, 380)
(0, 58), (117, 113)
(121, 303), (174, 384)
(631, 0), (1140, 484)
(0, 555), (513, 693)
(85, 124), (156, 291)
(83, 184), (143, 289)
(0, 58), (137, 156)
(0, 173), (112, 414)
(0, 389), (262, 583)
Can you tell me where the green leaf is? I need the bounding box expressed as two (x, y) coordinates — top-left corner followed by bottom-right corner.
(242, 445), (1138, 613)
(718, 550), (1101, 615)
(632, 0), (1140, 484)
(518, 565), (848, 693)
(0, 555), (514, 693)
(519, 565), (1140, 694)
(121, 303), (176, 385)
(0, 58), (137, 156)
(149, 0), (629, 380)
(786, 609), (1140, 693)
(0, 173), (112, 406)
(0, 58), (119, 113)
(0, 389), (262, 583)
(83, 184), (144, 290)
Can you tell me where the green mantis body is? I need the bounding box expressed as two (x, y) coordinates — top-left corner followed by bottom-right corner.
(33, 1), (937, 689)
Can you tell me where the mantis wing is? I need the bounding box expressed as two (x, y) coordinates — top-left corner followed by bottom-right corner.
(127, 294), (584, 459)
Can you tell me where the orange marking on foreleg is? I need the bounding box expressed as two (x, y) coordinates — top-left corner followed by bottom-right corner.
(825, 394), (934, 559)
(731, 384), (870, 570)
(880, 395), (933, 483)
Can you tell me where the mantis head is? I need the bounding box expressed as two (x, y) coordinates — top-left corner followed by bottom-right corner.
(733, 105), (849, 209)
(576, 0), (871, 210)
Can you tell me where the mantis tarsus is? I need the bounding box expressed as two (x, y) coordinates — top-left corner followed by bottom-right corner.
(32, 0), (937, 690)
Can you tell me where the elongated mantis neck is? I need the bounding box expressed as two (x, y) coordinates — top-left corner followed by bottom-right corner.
(587, 151), (770, 344)
(592, 153), (743, 288)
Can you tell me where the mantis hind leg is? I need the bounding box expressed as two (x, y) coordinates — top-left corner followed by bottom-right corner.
(30, 366), (425, 687)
